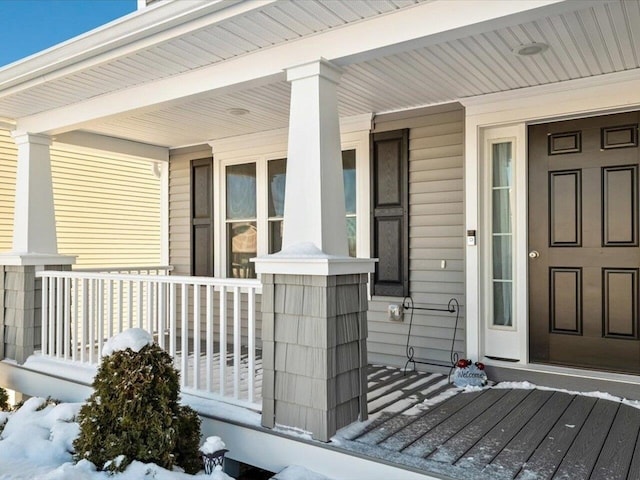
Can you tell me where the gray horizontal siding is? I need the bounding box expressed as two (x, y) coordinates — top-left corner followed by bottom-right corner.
(368, 104), (465, 370)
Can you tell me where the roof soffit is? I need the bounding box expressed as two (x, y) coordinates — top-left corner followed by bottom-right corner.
(9, 0), (576, 136)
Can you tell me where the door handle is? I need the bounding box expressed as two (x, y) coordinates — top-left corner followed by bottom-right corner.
(528, 250), (540, 258)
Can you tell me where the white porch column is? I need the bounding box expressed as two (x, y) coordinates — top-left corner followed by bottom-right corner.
(281, 59), (347, 255)
(254, 59), (375, 442)
(11, 132), (58, 255)
(0, 132), (74, 364)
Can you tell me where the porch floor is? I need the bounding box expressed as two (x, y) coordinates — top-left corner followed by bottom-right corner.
(337, 365), (640, 480)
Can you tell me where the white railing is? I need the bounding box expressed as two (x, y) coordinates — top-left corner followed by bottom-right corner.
(37, 270), (262, 410)
(73, 265), (174, 275)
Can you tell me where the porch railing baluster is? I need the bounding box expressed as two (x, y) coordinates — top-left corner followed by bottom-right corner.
(81, 278), (88, 363)
(64, 277), (71, 360)
(97, 279), (104, 358)
(206, 284), (213, 392)
(248, 287), (255, 404)
(35, 270), (261, 410)
(41, 277), (48, 357)
(193, 284), (201, 390)
(158, 282), (166, 350)
(219, 285), (227, 397)
(88, 280), (94, 364)
(181, 283), (188, 388)
(55, 277), (62, 359)
(107, 279), (113, 339)
(233, 286), (240, 399)
(169, 283), (176, 358)
(72, 277), (78, 362)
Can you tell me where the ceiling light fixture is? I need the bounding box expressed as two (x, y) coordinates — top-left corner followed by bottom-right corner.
(512, 42), (548, 57)
(227, 108), (250, 116)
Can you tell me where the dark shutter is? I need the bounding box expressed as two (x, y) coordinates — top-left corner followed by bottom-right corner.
(371, 129), (409, 297)
(191, 158), (214, 276)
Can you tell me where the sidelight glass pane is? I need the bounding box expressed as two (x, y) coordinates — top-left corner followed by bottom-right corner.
(227, 222), (257, 278)
(226, 163), (256, 220)
(492, 190), (512, 234)
(493, 282), (513, 326)
(492, 236), (512, 280)
(491, 141), (514, 327)
(492, 143), (512, 187)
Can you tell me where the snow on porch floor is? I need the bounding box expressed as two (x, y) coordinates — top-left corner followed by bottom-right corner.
(335, 365), (640, 480)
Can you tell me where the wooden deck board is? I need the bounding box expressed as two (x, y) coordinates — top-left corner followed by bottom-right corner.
(349, 377), (452, 443)
(428, 388), (532, 464)
(515, 395), (597, 480)
(483, 391), (574, 479)
(552, 399), (620, 480)
(378, 390), (485, 452)
(368, 372), (446, 414)
(590, 404), (640, 480)
(455, 389), (554, 471)
(403, 388), (510, 458)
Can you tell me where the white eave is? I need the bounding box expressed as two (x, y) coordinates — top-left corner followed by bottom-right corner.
(0, 0), (255, 92)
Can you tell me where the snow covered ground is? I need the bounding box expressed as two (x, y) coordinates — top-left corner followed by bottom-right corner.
(0, 397), (233, 480)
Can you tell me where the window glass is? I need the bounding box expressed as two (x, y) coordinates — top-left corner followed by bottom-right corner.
(491, 142), (513, 327)
(226, 163), (257, 278)
(268, 159), (286, 254)
(223, 149), (359, 276)
(226, 163), (256, 220)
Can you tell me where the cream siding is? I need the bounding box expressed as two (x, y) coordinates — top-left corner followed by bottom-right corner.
(0, 129), (161, 267)
(368, 104), (465, 369)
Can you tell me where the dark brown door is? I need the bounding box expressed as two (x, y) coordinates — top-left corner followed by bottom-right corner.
(529, 112), (640, 374)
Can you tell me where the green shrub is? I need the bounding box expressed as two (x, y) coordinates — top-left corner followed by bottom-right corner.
(73, 344), (201, 473)
(0, 387), (8, 411)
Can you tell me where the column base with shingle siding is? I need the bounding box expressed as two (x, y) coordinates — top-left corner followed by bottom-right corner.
(258, 264), (373, 442)
(0, 258), (73, 363)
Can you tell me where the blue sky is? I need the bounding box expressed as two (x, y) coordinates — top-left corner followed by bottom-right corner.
(0, 0), (137, 67)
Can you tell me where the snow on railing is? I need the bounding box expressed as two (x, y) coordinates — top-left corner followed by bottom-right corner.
(36, 270), (262, 410)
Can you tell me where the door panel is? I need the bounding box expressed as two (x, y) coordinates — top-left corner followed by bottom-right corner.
(529, 112), (640, 374)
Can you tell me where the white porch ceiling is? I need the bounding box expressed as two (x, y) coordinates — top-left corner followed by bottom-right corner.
(1, 0), (640, 148)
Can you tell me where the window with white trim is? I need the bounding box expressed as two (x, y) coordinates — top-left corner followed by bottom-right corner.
(222, 150), (359, 278)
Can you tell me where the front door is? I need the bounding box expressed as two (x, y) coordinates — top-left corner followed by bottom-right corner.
(529, 112), (640, 374)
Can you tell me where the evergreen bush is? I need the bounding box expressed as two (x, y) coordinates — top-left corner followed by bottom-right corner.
(0, 387), (8, 411)
(73, 343), (201, 473)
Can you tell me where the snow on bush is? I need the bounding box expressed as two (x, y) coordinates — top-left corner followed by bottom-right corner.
(0, 386), (9, 411)
(100, 327), (153, 357)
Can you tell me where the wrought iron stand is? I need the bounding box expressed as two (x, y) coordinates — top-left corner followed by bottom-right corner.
(402, 296), (461, 374)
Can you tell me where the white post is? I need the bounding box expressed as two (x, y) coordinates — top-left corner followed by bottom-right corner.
(254, 59), (376, 442)
(281, 59), (348, 256)
(10, 132), (58, 255)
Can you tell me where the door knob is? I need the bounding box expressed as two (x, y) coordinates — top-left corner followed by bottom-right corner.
(528, 250), (540, 258)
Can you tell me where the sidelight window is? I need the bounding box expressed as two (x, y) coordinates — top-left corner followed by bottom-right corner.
(491, 142), (513, 327)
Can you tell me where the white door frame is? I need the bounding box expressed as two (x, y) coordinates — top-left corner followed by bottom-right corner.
(463, 69), (640, 376)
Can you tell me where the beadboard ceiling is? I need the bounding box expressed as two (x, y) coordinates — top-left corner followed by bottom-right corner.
(3, 0), (640, 148)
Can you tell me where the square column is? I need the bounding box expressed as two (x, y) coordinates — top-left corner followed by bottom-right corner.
(254, 59), (375, 441)
(0, 132), (74, 363)
(259, 271), (370, 442)
(11, 132), (59, 255)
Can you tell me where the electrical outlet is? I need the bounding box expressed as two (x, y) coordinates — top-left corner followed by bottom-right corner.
(388, 304), (403, 322)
